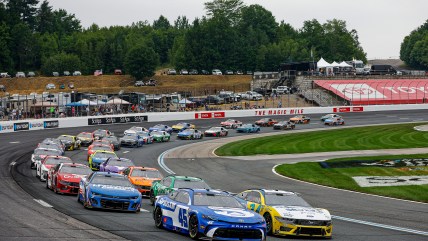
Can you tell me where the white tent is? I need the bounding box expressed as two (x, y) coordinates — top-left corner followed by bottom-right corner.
(78, 99), (99, 106)
(178, 98), (194, 107)
(317, 57), (331, 68)
(338, 61), (352, 67)
(331, 61), (340, 67)
(106, 97), (131, 105)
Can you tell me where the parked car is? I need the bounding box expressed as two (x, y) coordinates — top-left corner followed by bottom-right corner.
(114, 69), (122, 75)
(189, 69), (198, 75)
(134, 81), (145, 87)
(205, 95), (224, 105)
(59, 83), (65, 89)
(246, 70), (253, 75)
(27, 71), (36, 77)
(201, 69), (210, 75)
(52, 72), (59, 77)
(72, 71), (82, 76)
(0, 85), (5, 92)
(236, 70), (244, 75)
(179, 69), (188, 75)
(167, 69), (177, 75)
(239, 91), (263, 101)
(68, 82), (74, 89)
(212, 69), (222, 75)
(45, 83), (55, 90)
(0, 72), (11, 78)
(225, 70), (234, 75)
(16, 72), (25, 78)
(63, 71), (70, 76)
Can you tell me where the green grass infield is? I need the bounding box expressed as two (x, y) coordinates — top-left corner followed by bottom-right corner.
(215, 123), (428, 156)
(275, 154), (428, 202)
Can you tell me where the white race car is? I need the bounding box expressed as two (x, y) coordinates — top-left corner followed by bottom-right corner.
(36, 156), (72, 181)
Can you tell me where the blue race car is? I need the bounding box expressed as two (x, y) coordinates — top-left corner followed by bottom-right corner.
(149, 124), (173, 134)
(324, 117), (345, 126)
(154, 189), (266, 240)
(78, 172), (142, 212)
(177, 129), (204, 140)
(236, 124), (261, 133)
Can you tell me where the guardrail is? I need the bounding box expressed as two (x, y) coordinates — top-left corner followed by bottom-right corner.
(1, 104), (427, 134)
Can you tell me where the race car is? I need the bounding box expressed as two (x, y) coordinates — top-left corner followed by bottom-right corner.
(172, 122), (195, 132)
(150, 130), (171, 142)
(76, 132), (94, 146)
(139, 131), (154, 144)
(320, 114), (342, 121)
(121, 166), (163, 196)
(57, 135), (81, 151)
(92, 139), (114, 148)
(77, 172), (142, 212)
(124, 126), (149, 135)
(324, 117), (345, 126)
(31, 148), (63, 169)
(36, 156), (73, 181)
(37, 142), (64, 155)
(120, 133), (145, 147)
(102, 135), (121, 151)
(204, 127), (228, 137)
(255, 118), (278, 127)
(46, 163), (92, 194)
(99, 157), (135, 173)
(88, 150), (117, 171)
(220, 119), (243, 129)
(273, 121), (295, 130)
(235, 189), (332, 238)
(154, 189), (267, 240)
(289, 115), (311, 124)
(149, 175), (210, 205)
(40, 138), (65, 152)
(87, 144), (114, 161)
(92, 129), (112, 140)
(236, 124), (261, 133)
(177, 129), (203, 140)
(149, 124), (173, 134)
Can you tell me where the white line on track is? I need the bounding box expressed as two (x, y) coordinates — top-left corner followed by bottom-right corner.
(33, 199), (53, 208)
(84, 148), (88, 151)
(123, 151), (130, 154)
(9, 161), (16, 166)
(271, 164), (428, 236)
(9, 141), (20, 144)
(157, 149), (176, 174)
(140, 208), (150, 213)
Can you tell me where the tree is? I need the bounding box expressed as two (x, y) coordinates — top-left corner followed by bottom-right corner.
(6, 0), (39, 28)
(36, 0), (54, 34)
(153, 15), (171, 30)
(400, 20), (428, 70)
(205, 0), (244, 26)
(0, 22), (13, 71)
(125, 44), (159, 79)
(41, 53), (82, 75)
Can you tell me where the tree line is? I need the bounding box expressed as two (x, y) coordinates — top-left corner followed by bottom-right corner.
(0, 0), (372, 79)
(400, 19), (428, 70)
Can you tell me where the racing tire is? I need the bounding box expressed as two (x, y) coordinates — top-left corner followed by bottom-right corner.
(292, 125), (295, 129)
(46, 178), (49, 189)
(264, 213), (273, 235)
(342, 122), (345, 125)
(77, 193), (82, 203)
(154, 206), (163, 229)
(189, 215), (201, 240)
(149, 191), (155, 206)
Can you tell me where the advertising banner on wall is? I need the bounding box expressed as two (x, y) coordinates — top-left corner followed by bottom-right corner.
(88, 115), (148, 126)
(194, 112), (225, 119)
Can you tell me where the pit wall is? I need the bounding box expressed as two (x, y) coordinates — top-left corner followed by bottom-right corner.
(1, 104), (427, 134)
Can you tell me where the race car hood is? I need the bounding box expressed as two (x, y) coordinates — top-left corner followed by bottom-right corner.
(121, 136), (137, 141)
(221, 121), (232, 125)
(177, 131), (191, 136)
(59, 174), (86, 183)
(89, 184), (140, 197)
(105, 165), (127, 172)
(172, 124), (185, 129)
(204, 130), (217, 133)
(92, 157), (109, 164)
(199, 206), (263, 224)
(272, 205), (331, 220)
(130, 177), (159, 186)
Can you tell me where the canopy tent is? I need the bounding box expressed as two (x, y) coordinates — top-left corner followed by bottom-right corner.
(78, 99), (99, 106)
(338, 61), (352, 67)
(106, 97), (131, 105)
(178, 98), (194, 108)
(65, 102), (87, 107)
(317, 57), (331, 68)
(331, 61), (340, 67)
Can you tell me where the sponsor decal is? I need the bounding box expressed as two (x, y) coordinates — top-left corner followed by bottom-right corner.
(92, 184), (135, 191)
(254, 108), (304, 116)
(0, 124), (14, 131)
(30, 122), (44, 129)
(352, 106), (364, 112)
(88, 115), (147, 125)
(333, 106), (364, 113)
(209, 207), (255, 218)
(13, 122), (29, 131)
(213, 112), (225, 118)
(352, 175), (428, 187)
(195, 112), (225, 119)
(158, 198), (176, 210)
(320, 159), (428, 169)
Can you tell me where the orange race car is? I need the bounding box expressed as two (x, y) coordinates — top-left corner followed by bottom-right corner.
(255, 118), (278, 127)
(289, 115), (311, 124)
(121, 166), (163, 196)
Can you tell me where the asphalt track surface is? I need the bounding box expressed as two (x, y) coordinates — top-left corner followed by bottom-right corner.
(2, 110), (428, 240)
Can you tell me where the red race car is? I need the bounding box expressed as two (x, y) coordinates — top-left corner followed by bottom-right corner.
(220, 119), (243, 129)
(46, 163), (92, 194)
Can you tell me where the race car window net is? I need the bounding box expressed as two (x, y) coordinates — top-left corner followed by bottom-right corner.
(108, 160), (135, 167)
(91, 146), (112, 151)
(94, 153), (116, 159)
(91, 175), (133, 187)
(131, 169), (162, 178)
(58, 136), (73, 141)
(77, 133), (92, 138)
(264, 193), (311, 207)
(34, 149), (61, 156)
(60, 165), (92, 175)
(174, 180), (210, 189)
(45, 157), (72, 165)
(193, 193), (243, 208)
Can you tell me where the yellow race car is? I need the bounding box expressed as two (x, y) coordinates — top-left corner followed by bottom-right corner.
(88, 150), (117, 171)
(171, 122), (196, 132)
(236, 189), (332, 238)
(57, 135), (81, 151)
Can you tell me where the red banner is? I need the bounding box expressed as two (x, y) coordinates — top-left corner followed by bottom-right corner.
(195, 112), (225, 119)
(315, 79), (428, 105)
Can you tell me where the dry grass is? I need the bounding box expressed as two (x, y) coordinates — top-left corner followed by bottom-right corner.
(0, 74), (251, 95)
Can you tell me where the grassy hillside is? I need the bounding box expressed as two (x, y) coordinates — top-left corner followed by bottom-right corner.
(0, 74), (251, 95)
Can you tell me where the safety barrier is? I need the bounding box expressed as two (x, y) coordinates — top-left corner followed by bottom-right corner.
(1, 104), (428, 134)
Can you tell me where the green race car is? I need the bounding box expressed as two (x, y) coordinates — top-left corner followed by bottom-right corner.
(149, 175), (210, 205)
(150, 130), (171, 142)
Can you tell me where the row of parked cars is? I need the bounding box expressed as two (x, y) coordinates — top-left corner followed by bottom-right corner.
(167, 68), (253, 75)
(0, 71), (83, 78)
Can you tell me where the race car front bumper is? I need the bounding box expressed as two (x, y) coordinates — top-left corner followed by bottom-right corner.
(57, 181), (80, 194)
(273, 218), (332, 238)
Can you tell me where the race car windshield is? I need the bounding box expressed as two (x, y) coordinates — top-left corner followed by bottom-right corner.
(94, 153), (116, 159)
(104, 136), (118, 141)
(264, 193), (311, 207)
(58, 136), (73, 141)
(77, 133), (92, 138)
(60, 166), (92, 175)
(209, 127), (222, 131)
(34, 149), (61, 156)
(93, 130), (106, 136)
(131, 169), (162, 178)
(45, 157), (71, 165)
(193, 193), (243, 208)
(174, 180), (210, 189)
(91, 175), (133, 187)
(92, 146), (111, 151)
(108, 160), (135, 167)
(38, 143), (61, 150)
